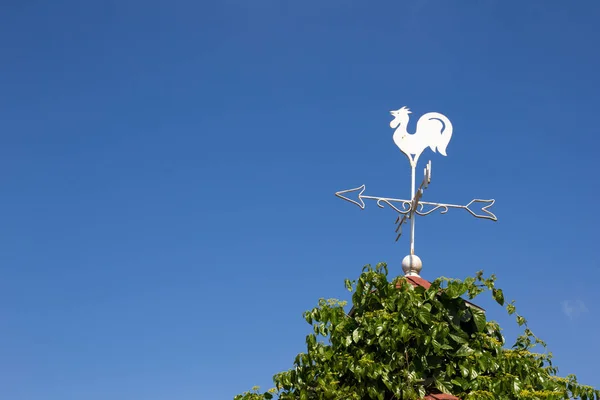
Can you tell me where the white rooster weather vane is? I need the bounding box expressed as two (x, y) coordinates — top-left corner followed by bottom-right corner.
(335, 106), (497, 277)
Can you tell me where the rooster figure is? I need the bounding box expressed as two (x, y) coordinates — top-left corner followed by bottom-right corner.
(390, 106), (453, 163)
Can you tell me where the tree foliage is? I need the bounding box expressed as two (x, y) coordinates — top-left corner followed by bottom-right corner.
(236, 263), (599, 399)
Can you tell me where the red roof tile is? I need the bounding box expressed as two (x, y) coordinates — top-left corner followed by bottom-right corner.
(424, 393), (460, 399)
(405, 275), (431, 289)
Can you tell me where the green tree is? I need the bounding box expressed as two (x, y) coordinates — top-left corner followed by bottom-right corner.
(236, 263), (599, 400)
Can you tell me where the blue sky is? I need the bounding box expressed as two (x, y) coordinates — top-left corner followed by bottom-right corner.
(1, 1), (599, 399)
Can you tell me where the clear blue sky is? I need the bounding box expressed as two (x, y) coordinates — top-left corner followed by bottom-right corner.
(1, 1), (599, 399)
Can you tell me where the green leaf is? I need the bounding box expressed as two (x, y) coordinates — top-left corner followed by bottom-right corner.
(345, 278), (353, 292)
(449, 333), (467, 344)
(398, 323), (410, 341)
(471, 308), (487, 332)
(492, 288), (505, 306)
(417, 309), (431, 325)
(345, 335), (352, 347)
(506, 302), (516, 315)
(455, 344), (474, 357)
(352, 328), (361, 343)
(435, 379), (452, 394)
(469, 368), (478, 379)
(512, 379), (521, 394)
(445, 281), (467, 299)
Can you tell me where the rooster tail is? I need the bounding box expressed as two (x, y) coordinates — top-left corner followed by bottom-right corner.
(434, 115), (453, 156)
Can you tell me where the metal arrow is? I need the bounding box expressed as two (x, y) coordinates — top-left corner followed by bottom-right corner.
(335, 185), (497, 221)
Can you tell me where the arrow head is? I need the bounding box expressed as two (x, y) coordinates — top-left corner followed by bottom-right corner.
(465, 199), (498, 221)
(335, 185), (366, 209)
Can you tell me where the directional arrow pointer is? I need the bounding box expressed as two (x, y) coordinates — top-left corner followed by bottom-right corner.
(335, 185), (367, 209)
(335, 186), (497, 221)
(336, 185), (413, 214)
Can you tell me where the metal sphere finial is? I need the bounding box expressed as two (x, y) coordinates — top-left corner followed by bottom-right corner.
(402, 254), (422, 276)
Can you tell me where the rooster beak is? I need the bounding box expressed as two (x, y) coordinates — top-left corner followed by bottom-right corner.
(389, 111), (395, 115)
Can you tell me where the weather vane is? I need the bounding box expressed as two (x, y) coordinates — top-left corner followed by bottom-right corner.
(335, 106), (497, 276)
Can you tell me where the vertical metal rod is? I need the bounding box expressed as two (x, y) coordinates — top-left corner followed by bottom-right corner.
(410, 159), (416, 255)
